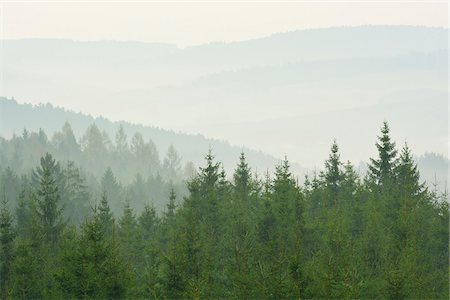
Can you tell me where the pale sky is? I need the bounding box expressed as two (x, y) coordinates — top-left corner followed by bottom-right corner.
(1, 1), (448, 46)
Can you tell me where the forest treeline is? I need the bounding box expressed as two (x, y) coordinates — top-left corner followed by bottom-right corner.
(0, 122), (448, 299)
(0, 121), (192, 218)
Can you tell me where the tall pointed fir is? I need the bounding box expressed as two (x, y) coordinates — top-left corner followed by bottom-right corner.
(166, 187), (177, 221)
(98, 191), (114, 238)
(368, 121), (397, 186)
(395, 143), (425, 198)
(321, 140), (344, 206)
(101, 167), (122, 216)
(229, 153), (258, 298)
(32, 153), (66, 245)
(60, 161), (90, 225)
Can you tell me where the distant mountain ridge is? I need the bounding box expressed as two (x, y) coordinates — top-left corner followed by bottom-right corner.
(0, 97), (298, 177)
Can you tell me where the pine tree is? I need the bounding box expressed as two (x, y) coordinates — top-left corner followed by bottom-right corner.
(166, 187), (177, 221)
(101, 167), (122, 216)
(16, 186), (33, 239)
(10, 239), (41, 299)
(98, 191), (113, 238)
(119, 200), (137, 235)
(320, 141), (344, 206)
(228, 153), (258, 298)
(163, 145), (182, 182)
(136, 203), (161, 298)
(130, 133), (161, 177)
(138, 203), (158, 241)
(118, 200), (138, 270)
(33, 153), (66, 245)
(368, 122), (397, 185)
(81, 124), (108, 176)
(60, 161), (90, 225)
(52, 122), (80, 161)
(115, 125), (128, 155)
(0, 195), (16, 297)
(58, 208), (128, 299)
(233, 152), (253, 202)
(395, 143), (425, 198)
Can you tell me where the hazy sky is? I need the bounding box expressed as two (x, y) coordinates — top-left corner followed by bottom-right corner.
(1, 1), (448, 46)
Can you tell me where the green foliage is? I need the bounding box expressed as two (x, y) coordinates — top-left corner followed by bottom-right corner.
(0, 121), (447, 299)
(32, 153), (66, 246)
(0, 196), (16, 297)
(368, 121), (398, 186)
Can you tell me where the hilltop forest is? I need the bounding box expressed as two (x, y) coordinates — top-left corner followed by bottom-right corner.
(0, 121), (448, 299)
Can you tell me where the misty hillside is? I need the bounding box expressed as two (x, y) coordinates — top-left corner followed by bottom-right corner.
(1, 26), (447, 168)
(1, 97), (447, 192)
(0, 97), (296, 177)
(0, 31), (448, 299)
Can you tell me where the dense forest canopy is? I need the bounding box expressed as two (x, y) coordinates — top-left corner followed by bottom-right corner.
(0, 121), (448, 298)
(0, 121), (191, 217)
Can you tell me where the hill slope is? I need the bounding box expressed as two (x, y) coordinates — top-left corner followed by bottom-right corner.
(0, 97), (297, 177)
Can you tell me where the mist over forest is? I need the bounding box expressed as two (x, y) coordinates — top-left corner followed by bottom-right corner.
(2, 26), (447, 166)
(0, 25), (448, 299)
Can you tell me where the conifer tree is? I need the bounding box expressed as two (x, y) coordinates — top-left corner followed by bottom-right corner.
(166, 187), (177, 221)
(10, 239), (41, 299)
(60, 161), (90, 225)
(33, 153), (66, 245)
(163, 145), (182, 182)
(138, 203), (158, 241)
(368, 122), (397, 185)
(15, 186), (33, 239)
(52, 122), (80, 161)
(58, 208), (128, 299)
(233, 152), (253, 202)
(98, 191), (114, 237)
(321, 141), (344, 205)
(395, 143), (425, 198)
(101, 167), (122, 216)
(118, 200), (139, 271)
(115, 125), (128, 155)
(0, 196), (15, 297)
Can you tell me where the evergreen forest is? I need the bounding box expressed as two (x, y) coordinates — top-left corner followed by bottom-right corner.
(0, 121), (448, 299)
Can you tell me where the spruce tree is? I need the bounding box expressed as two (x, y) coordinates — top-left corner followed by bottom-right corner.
(233, 152), (253, 202)
(166, 188), (177, 221)
(101, 167), (122, 216)
(138, 203), (158, 241)
(321, 140), (344, 206)
(368, 122), (397, 185)
(58, 208), (128, 299)
(33, 153), (66, 245)
(163, 145), (182, 182)
(60, 161), (90, 225)
(395, 143), (425, 198)
(98, 191), (113, 237)
(115, 125), (128, 155)
(15, 186), (33, 239)
(0, 196), (15, 297)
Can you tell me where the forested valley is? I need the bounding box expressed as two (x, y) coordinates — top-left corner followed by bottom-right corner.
(0, 121), (448, 299)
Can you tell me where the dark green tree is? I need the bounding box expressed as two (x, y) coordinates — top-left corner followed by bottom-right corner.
(0, 196), (16, 297)
(101, 167), (123, 216)
(320, 141), (344, 206)
(32, 153), (66, 245)
(98, 191), (114, 238)
(368, 122), (397, 185)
